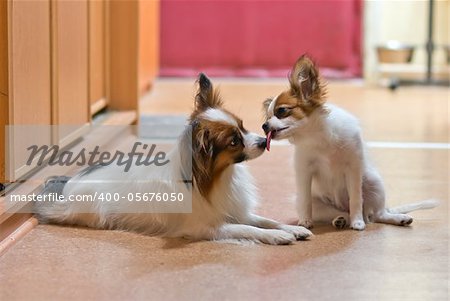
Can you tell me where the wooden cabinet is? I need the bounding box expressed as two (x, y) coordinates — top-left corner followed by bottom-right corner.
(0, 0), (160, 183)
(0, 0), (159, 249)
(4, 0), (90, 180)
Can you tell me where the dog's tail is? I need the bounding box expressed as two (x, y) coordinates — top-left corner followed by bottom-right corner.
(387, 199), (440, 214)
(34, 176), (71, 224)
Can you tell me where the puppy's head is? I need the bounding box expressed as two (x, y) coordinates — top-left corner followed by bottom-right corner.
(262, 55), (327, 141)
(189, 73), (266, 197)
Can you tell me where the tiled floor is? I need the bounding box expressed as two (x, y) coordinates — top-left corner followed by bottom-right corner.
(0, 79), (448, 300)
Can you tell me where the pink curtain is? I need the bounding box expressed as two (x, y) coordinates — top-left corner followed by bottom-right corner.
(160, 0), (362, 78)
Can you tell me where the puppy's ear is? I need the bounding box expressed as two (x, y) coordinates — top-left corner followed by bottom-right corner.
(289, 55), (326, 106)
(195, 73), (223, 111)
(262, 98), (272, 119)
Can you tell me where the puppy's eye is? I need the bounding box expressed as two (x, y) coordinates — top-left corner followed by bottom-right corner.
(230, 136), (240, 147)
(277, 107), (287, 114)
(276, 107), (289, 118)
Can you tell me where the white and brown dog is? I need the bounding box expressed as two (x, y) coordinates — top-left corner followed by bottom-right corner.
(35, 73), (312, 244)
(262, 55), (437, 230)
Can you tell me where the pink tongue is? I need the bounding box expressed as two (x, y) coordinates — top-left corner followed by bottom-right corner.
(266, 131), (273, 151)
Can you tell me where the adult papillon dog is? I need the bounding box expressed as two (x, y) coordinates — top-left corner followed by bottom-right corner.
(262, 55), (437, 230)
(35, 73), (312, 244)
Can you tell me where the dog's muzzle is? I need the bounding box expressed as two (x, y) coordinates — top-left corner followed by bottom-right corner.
(256, 137), (267, 149)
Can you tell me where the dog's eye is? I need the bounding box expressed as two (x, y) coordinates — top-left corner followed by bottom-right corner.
(276, 107), (289, 117)
(230, 136), (240, 147)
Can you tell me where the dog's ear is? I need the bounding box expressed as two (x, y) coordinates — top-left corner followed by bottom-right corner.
(191, 124), (214, 198)
(195, 73), (223, 111)
(262, 98), (272, 118)
(288, 55), (326, 106)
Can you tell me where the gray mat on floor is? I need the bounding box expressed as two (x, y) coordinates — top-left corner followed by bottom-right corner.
(139, 114), (188, 139)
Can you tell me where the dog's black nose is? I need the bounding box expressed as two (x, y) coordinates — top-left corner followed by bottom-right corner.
(262, 122), (270, 134)
(257, 137), (267, 149)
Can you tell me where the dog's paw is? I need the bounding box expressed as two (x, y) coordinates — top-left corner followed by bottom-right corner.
(258, 230), (296, 245)
(332, 216), (347, 229)
(350, 219), (366, 231)
(297, 219), (314, 229)
(400, 216), (413, 226)
(280, 225), (313, 240)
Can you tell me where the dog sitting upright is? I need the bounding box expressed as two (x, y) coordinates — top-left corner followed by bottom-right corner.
(262, 55), (437, 230)
(35, 73), (312, 244)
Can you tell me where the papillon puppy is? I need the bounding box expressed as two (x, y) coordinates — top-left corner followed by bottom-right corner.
(262, 55), (437, 230)
(35, 73), (312, 244)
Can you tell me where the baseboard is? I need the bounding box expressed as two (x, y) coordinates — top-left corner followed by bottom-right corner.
(0, 215), (38, 257)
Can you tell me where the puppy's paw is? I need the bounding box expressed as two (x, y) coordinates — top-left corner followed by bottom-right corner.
(280, 225), (313, 241)
(400, 215), (413, 226)
(297, 219), (314, 229)
(332, 216), (347, 229)
(259, 230), (296, 245)
(350, 219), (366, 231)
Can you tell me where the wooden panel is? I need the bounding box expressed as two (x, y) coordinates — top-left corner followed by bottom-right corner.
(53, 0), (89, 143)
(108, 0), (159, 111)
(10, 1), (51, 125)
(54, 0), (89, 125)
(8, 0), (52, 181)
(0, 0), (7, 95)
(138, 0), (159, 95)
(1, 1), (8, 182)
(89, 0), (106, 109)
(0, 94), (7, 183)
(108, 0), (139, 111)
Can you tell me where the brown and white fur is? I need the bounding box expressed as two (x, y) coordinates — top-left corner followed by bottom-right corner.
(35, 73), (312, 244)
(262, 55), (438, 230)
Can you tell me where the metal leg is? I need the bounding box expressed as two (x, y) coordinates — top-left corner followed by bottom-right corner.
(425, 0), (434, 84)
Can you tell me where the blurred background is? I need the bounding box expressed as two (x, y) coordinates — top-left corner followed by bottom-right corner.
(158, 0), (449, 83)
(1, 0), (449, 183)
(0, 2), (449, 300)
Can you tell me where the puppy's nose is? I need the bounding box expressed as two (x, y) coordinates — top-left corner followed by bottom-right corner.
(257, 137), (267, 149)
(262, 122), (270, 134)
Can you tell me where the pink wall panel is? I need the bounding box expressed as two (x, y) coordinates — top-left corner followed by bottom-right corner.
(160, 0), (362, 78)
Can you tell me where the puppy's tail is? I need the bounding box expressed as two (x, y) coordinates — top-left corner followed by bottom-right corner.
(387, 199), (440, 214)
(34, 176), (71, 224)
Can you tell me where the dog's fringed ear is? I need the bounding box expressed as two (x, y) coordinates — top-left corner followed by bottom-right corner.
(195, 127), (212, 155)
(179, 124), (195, 190)
(191, 123), (214, 199)
(195, 73), (223, 111)
(288, 55), (326, 106)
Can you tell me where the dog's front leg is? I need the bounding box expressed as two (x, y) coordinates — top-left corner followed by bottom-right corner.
(345, 165), (366, 230)
(212, 223), (296, 245)
(296, 169), (314, 229)
(246, 214), (312, 240)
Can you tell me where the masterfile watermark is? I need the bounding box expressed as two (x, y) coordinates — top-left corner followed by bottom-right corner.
(4, 124), (193, 213)
(26, 142), (170, 172)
